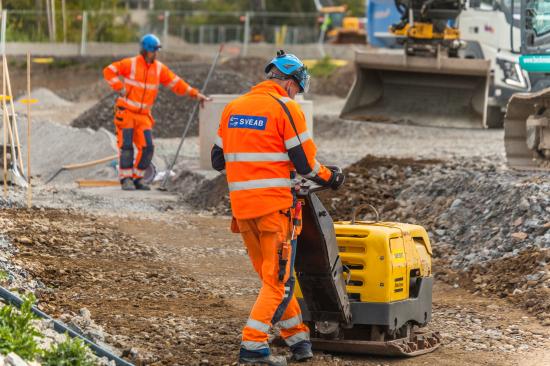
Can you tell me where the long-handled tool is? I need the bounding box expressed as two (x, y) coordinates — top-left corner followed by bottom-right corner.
(45, 154), (117, 184)
(159, 44), (224, 191)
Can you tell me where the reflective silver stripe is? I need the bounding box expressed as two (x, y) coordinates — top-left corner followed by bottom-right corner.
(130, 57), (136, 79)
(123, 78), (158, 90)
(156, 61), (162, 78)
(241, 340), (269, 351)
(224, 152), (289, 163)
(304, 160), (321, 178)
(108, 77), (120, 85)
(118, 168), (133, 178)
(279, 96), (292, 104)
(278, 315), (302, 330)
(184, 85), (192, 96)
(246, 319), (270, 333)
(228, 178), (291, 192)
(134, 168), (145, 178)
(108, 64), (118, 73)
(117, 97), (152, 110)
(284, 331), (310, 346)
(214, 136), (223, 148)
(167, 76), (180, 89)
(284, 131), (311, 149)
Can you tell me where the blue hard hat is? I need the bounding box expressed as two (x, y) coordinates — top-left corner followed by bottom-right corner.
(265, 50), (310, 93)
(140, 34), (162, 52)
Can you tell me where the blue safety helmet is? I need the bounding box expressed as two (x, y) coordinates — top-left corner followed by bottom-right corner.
(140, 34), (162, 52)
(265, 50), (310, 93)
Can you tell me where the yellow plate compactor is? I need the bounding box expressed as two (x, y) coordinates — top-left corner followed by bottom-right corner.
(294, 181), (441, 356)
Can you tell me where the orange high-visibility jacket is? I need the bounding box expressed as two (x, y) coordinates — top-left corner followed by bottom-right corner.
(212, 80), (334, 219)
(103, 55), (199, 114)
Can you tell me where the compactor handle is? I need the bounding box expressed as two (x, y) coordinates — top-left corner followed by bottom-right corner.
(351, 203), (380, 224)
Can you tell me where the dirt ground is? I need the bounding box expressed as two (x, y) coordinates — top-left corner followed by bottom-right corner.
(2, 208), (548, 366)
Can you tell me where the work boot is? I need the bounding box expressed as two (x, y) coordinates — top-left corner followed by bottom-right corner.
(291, 348), (313, 362)
(133, 178), (151, 191)
(238, 354), (287, 366)
(290, 341), (313, 362)
(121, 178), (135, 191)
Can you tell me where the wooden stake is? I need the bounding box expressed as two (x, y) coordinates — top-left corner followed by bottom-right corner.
(3, 55), (25, 174)
(26, 52), (31, 208)
(2, 54), (6, 197)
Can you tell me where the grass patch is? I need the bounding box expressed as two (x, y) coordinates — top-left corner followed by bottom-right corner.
(0, 294), (42, 360)
(42, 337), (97, 366)
(0, 294), (97, 364)
(308, 56), (339, 78)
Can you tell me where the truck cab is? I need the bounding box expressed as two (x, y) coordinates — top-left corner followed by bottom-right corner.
(459, 0), (534, 125)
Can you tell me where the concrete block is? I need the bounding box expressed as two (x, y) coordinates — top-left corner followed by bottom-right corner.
(199, 94), (313, 170)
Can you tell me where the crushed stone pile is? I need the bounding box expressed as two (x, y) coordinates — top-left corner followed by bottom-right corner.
(393, 161), (549, 267)
(71, 63), (256, 138)
(321, 157), (549, 267)
(321, 155), (549, 322)
(437, 248), (550, 325)
(15, 87), (73, 111)
(219, 56), (267, 84)
(2, 119), (117, 183)
(167, 167), (230, 214)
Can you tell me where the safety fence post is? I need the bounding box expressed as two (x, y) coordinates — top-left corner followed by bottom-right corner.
(199, 25), (204, 45)
(80, 11), (88, 56)
(219, 25), (225, 43)
(0, 10), (6, 55)
(163, 10), (169, 48)
(243, 11), (250, 56)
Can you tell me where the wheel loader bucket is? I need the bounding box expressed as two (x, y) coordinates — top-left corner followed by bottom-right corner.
(504, 88), (550, 170)
(340, 49), (491, 128)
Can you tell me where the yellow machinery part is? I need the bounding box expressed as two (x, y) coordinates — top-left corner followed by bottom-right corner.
(342, 17), (361, 31)
(443, 27), (460, 40)
(390, 22), (460, 41)
(407, 22), (434, 39)
(296, 222), (432, 304)
(334, 222), (432, 303)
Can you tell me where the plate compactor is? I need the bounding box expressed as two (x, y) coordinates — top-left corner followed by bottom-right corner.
(293, 180), (441, 356)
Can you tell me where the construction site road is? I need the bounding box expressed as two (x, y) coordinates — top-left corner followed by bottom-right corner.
(2, 208), (549, 366)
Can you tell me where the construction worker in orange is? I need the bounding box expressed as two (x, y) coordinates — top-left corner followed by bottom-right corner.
(211, 50), (345, 366)
(103, 34), (210, 191)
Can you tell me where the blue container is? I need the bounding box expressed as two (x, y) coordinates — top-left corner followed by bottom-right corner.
(366, 0), (402, 48)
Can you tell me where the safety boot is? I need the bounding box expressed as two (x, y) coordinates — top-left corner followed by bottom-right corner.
(238, 354), (287, 366)
(133, 178), (151, 191)
(290, 349), (313, 362)
(121, 178), (135, 191)
(290, 341), (313, 362)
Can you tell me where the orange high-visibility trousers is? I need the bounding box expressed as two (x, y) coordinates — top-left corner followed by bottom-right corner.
(237, 209), (310, 357)
(114, 107), (155, 180)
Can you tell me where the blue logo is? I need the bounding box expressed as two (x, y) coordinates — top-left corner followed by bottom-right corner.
(228, 115), (268, 130)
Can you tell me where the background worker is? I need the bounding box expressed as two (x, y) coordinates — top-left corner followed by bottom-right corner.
(103, 33), (210, 191)
(211, 50), (345, 366)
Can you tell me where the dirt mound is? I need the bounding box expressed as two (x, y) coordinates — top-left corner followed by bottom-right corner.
(319, 155), (441, 219)
(220, 56), (267, 84)
(71, 63), (255, 138)
(310, 63), (355, 98)
(167, 168), (230, 215)
(437, 248), (550, 324)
